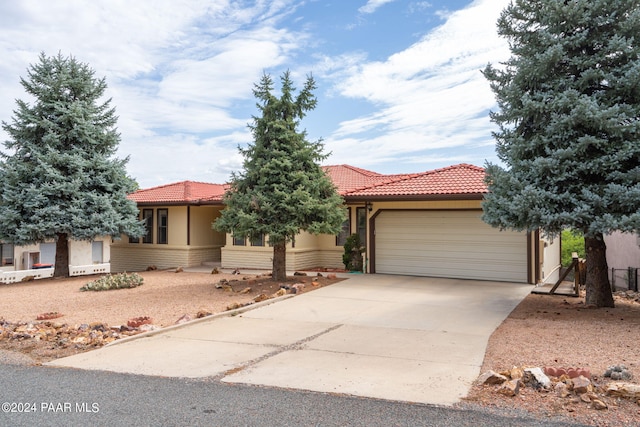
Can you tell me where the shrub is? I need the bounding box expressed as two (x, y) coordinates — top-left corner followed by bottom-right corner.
(80, 272), (144, 291)
(342, 233), (364, 272)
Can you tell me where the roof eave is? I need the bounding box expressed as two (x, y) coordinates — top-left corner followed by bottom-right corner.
(132, 199), (225, 207)
(343, 193), (486, 202)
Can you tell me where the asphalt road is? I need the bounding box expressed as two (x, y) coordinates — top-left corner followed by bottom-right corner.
(0, 364), (587, 427)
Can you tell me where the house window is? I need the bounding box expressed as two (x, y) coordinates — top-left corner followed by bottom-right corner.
(233, 235), (246, 246)
(157, 209), (168, 244)
(142, 209), (153, 244)
(128, 213), (140, 243)
(251, 234), (265, 246)
(336, 208), (351, 246)
(40, 242), (56, 265)
(1, 243), (14, 266)
(92, 241), (103, 264)
(356, 207), (367, 248)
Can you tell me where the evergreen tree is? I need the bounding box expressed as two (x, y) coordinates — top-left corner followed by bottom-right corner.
(482, 1), (640, 307)
(214, 71), (346, 281)
(0, 52), (144, 278)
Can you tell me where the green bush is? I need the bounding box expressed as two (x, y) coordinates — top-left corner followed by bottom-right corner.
(342, 233), (364, 271)
(80, 272), (144, 291)
(561, 229), (585, 267)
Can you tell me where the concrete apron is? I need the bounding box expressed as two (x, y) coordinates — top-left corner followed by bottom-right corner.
(47, 275), (532, 406)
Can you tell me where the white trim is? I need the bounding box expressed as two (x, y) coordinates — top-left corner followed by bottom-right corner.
(0, 263), (110, 284)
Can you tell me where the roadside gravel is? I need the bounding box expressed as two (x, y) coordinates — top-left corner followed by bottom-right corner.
(459, 291), (640, 427)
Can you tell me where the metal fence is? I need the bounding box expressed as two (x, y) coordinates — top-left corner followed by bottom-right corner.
(611, 267), (639, 291)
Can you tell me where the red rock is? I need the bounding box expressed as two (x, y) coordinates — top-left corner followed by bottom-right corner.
(127, 316), (153, 328)
(36, 312), (64, 320)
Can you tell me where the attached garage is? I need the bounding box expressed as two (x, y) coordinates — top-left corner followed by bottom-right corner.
(372, 210), (529, 283)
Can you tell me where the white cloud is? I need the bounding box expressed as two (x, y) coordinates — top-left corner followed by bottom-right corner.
(323, 0), (510, 167)
(358, 0), (397, 14)
(0, 0), (304, 186)
(0, 0), (512, 187)
(122, 131), (249, 188)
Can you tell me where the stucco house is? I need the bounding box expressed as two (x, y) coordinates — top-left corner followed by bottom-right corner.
(0, 237), (111, 284)
(110, 181), (227, 272)
(111, 163), (561, 285)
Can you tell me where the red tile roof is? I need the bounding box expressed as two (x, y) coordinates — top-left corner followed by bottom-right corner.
(129, 164), (487, 204)
(342, 164), (487, 198)
(128, 181), (227, 205)
(322, 164), (386, 194)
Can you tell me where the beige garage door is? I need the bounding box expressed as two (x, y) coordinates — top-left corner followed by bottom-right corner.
(374, 210), (528, 282)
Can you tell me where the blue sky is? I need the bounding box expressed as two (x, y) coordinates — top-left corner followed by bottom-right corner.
(0, 0), (511, 188)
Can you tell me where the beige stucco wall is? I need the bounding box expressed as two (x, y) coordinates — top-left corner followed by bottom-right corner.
(221, 244), (344, 271)
(169, 206), (188, 245)
(220, 228), (345, 271)
(110, 244), (222, 272)
(191, 206), (225, 246)
(110, 205), (225, 272)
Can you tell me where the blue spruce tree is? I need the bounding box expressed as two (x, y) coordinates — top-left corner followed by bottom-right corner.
(482, 1), (640, 307)
(0, 53), (144, 277)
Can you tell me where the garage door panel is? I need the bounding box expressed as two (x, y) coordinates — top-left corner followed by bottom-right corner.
(374, 210), (527, 282)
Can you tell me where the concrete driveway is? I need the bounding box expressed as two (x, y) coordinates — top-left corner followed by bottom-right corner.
(47, 274), (532, 406)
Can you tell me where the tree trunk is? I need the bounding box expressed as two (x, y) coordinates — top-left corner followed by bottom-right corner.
(584, 234), (614, 308)
(53, 233), (70, 278)
(272, 241), (287, 281)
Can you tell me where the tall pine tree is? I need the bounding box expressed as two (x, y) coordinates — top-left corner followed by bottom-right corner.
(214, 71), (346, 281)
(482, 1), (640, 307)
(0, 52), (144, 278)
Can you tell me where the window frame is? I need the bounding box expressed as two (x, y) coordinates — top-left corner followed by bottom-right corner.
(142, 209), (154, 244)
(157, 209), (168, 244)
(233, 234), (246, 246)
(250, 234), (265, 247)
(356, 207), (367, 248)
(1, 243), (14, 266)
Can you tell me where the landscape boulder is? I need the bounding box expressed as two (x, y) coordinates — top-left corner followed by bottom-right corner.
(605, 382), (640, 400)
(497, 379), (520, 396)
(571, 375), (593, 395)
(524, 367), (551, 389)
(477, 370), (508, 385)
